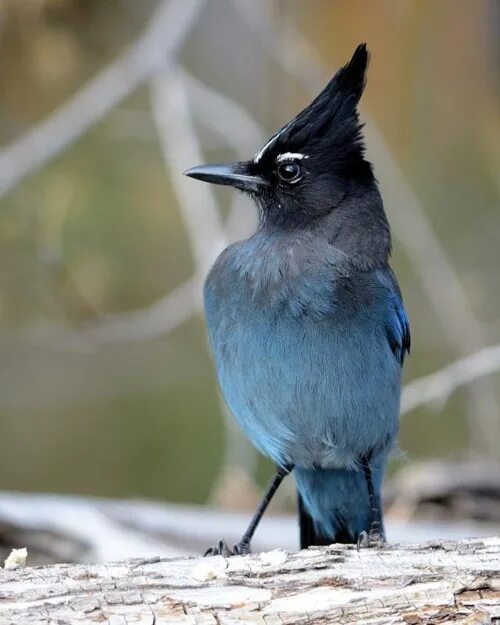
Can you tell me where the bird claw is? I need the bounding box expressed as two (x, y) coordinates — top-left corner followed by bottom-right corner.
(357, 530), (386, 551)
(204, 539), (250, 557)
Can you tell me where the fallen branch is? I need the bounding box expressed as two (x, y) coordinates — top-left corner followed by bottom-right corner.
(1, 537), (499, 624)
(2, 488), (499, 567)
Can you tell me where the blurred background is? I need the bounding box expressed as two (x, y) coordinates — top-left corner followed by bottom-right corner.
(0, 0), (499, 562)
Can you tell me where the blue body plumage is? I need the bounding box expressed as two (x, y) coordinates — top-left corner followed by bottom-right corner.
(186, 43), (410, 551)
(204, 230), (408, 541)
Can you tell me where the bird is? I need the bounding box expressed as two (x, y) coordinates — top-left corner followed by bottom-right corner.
(185, 43), (410, 555)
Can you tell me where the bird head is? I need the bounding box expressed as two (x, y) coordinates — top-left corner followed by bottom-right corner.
(186, 44), (383, 236)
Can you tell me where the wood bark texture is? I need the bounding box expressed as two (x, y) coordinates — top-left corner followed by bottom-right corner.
(0, 537), (499, 624)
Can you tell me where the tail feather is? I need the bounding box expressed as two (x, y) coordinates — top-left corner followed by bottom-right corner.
(295, 461), (387, 547)
(298, 491), (364, 547)
(298, 494), (331, 549)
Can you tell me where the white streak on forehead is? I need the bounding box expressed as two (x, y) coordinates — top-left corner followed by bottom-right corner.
(253, 123), (291, 163)
(276, 152), (308, 162)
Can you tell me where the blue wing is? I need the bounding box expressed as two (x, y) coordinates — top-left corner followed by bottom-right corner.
(389, 293), (411, 364)
(378, 269), (411, 365)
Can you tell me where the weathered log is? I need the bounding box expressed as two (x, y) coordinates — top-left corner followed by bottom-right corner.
(1, 537), (499, 624)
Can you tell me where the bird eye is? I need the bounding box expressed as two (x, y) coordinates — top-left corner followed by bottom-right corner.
(277, 161), (301, 183)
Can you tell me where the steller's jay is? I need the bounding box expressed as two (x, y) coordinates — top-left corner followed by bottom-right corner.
(185, 44), (410, 555)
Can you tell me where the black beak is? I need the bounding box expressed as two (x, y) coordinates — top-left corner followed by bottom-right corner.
(184, 161), (266, 193)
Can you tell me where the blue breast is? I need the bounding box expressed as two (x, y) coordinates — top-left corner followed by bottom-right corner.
(204, 234), (403, 470)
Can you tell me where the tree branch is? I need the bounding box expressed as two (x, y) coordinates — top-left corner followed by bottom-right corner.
(0, 0), (203, 199)
(55, 277), (200, 348)
(402, 343), (500, 415)
(149, 70), (228, 276)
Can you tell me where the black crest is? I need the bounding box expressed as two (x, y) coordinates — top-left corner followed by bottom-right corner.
(254, 44), (370, 169)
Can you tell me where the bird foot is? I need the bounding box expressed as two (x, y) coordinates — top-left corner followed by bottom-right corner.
(357, 530), (386, 551)
(204, 539), (250, 557)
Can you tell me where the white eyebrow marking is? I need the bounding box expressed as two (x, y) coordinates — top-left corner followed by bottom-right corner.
(276, 152), (308, 162)
(253, 128), (286, 163)
(253, 123), (290, 163)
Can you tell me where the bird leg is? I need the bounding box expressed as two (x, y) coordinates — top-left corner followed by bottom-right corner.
(205, 464), (293, 556)
(357, 455), (386, 549)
